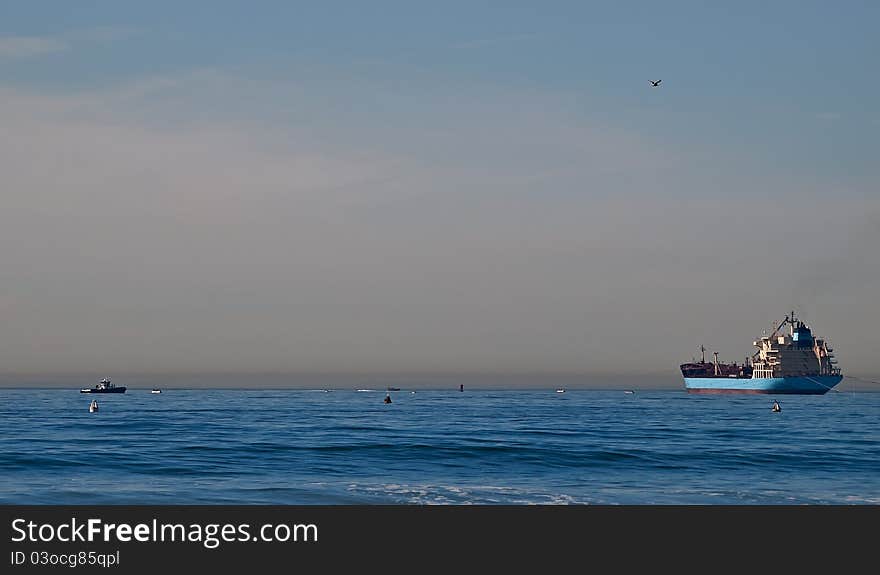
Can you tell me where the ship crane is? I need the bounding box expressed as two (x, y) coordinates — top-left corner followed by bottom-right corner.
(751, 312), (796, 362)
(768, 312), (795, 340)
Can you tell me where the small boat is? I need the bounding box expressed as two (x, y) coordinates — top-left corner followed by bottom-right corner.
(556, 389), (566, 393)
(624, 390), (635, 395)
(80, 378), (126, 394)
(89, 399), (99, 413)
(386, 387), (401, 392)
(151, 389), (162, 394)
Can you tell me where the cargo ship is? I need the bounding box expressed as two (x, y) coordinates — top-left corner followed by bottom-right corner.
(680, 312), (842, 394)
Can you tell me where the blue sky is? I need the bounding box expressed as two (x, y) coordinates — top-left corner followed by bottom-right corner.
(1, 1), (878, 379)
(3, 1), (876, 187)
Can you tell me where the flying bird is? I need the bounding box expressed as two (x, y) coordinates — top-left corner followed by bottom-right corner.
(650, 80), (662, 87)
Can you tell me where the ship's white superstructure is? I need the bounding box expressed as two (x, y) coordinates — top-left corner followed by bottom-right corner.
(750, 312), (839, 378)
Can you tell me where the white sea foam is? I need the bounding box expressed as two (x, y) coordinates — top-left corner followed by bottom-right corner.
(345, 482), (590, 505)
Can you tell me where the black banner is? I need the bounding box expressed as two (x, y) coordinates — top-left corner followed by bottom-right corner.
(1, 506), (875, 572)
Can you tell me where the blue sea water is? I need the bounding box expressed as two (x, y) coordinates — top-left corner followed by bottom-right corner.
(0, 388), (877, 504)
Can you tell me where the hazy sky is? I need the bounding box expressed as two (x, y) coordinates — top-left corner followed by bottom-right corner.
(1, 1), (878, 382)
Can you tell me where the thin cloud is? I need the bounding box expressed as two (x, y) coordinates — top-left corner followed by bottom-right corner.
(66, 26), (140, 44)
(0, 36), (68, 59)
(0, 27), (137, 60)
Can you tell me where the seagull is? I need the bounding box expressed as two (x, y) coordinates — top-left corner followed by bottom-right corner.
(650, 80), (662, 87)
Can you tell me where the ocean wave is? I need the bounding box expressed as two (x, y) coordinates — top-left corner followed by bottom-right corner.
(1, 388), (877, 504)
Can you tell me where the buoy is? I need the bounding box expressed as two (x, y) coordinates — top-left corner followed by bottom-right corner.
(89, 400), (99, 413)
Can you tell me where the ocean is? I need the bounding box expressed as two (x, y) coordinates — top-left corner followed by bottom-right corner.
(1, 387), (877, 504)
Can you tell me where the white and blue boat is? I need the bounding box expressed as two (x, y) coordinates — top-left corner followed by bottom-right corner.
(680, 312), (842, 394)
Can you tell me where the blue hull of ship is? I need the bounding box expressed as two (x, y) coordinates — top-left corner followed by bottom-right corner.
(684, 375), (842, 394)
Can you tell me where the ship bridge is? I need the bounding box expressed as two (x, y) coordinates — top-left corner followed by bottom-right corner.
(751, 312), (840, 378)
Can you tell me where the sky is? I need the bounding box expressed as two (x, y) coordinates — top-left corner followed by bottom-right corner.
(1, 1), (878, 386)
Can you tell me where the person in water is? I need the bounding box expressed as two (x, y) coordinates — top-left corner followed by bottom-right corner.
(384, 394), (392, 404)
(772, 400), (781, 412)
